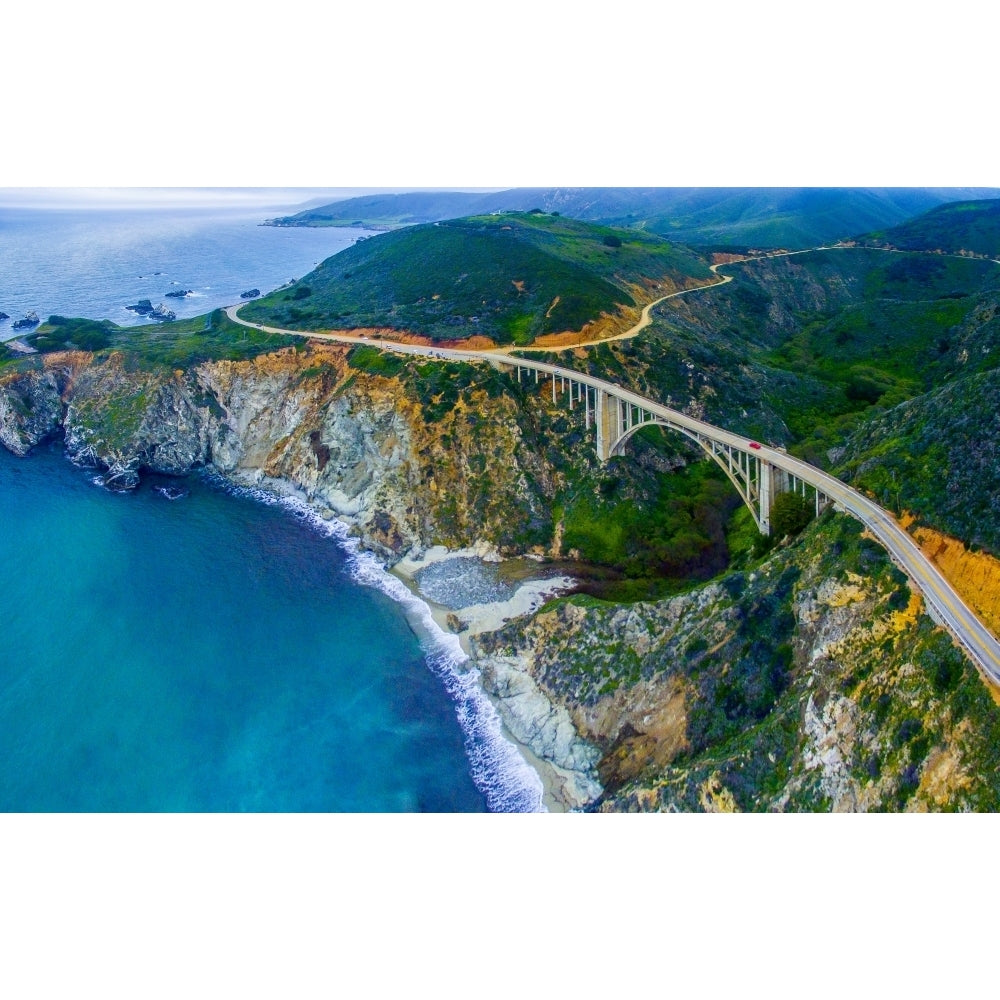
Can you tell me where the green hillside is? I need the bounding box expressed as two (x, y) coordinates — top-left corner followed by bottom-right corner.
(242, 213), (713, 345)
(859, 198), (1000, 258)
(535, 247), (1000, 489)
(635, 188), (962, 250)
(474, 188), (948, 247)
(836, 367), (1000, 556)
(20, 311), (295, 368)
(265, 191), (488, 229)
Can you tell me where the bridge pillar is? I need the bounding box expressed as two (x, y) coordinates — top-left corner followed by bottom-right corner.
(758, 461), (796, 535)
(595, 389), (614, 462)
(759, 458), (772, 534)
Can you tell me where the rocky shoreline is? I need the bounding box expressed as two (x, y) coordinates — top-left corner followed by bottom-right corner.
(202, 474), (604, 811)
(0, 345), (611, 812)
(388, 543), (604, 811)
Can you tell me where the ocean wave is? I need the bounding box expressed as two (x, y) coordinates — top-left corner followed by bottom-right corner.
(216, 478), (546, 813)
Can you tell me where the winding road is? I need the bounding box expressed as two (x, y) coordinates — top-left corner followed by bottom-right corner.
(224, 252), (1000, 685)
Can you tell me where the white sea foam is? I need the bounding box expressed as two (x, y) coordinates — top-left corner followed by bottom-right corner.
(218, 479), (546, 813)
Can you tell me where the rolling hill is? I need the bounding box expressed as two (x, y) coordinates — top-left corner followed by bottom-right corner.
(264, 191), (490, 229)
(857, 198), (1000, 258)
(241, 212), (714, 344)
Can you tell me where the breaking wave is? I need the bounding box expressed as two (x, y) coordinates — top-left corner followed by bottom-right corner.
(217, 479), (546, 813)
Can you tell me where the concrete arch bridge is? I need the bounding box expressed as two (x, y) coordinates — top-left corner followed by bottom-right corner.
(491, 355), (829, 537)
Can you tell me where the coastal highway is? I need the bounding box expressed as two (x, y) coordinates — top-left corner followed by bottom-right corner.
(225, 303), (1000, 685)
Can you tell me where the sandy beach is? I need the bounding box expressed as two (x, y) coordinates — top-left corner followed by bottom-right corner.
(390, 544), (581, 812)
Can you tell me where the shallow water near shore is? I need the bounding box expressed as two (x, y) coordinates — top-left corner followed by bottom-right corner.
(0, 442), (548, 811)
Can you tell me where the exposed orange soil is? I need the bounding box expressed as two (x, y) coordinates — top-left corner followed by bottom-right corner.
(898, 513), (1000, 640)
(312, 326), (500, 351)
(710, 252), (750, 266)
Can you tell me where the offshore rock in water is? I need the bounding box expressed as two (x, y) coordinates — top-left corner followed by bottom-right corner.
(415, 556), (515, 610)
(155, 484), (189, 500)
(12, 312), (40, 330)
(150, 304), (176, 321)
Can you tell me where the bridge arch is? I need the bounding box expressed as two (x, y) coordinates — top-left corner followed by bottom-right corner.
(499, 357), (830, 536)
(609, 418), (768, 533)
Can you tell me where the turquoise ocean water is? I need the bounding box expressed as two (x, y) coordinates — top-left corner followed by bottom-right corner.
(0, 200), (544, 811)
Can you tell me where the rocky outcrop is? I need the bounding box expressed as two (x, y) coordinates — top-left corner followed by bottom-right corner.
(62, 358), (213, 488)
(477, 652), (603, 809)
(473, 585), (729, 807)
(475, 512), (1000, 812)
(0, 344), (553, 562)
(0, 368), (64, 456)
(12, 312), (40, 331)
(124, 300), (175, 320)
(0, 353), (89, 456)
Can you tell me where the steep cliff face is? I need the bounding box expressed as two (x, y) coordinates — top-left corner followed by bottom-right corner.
(0, 353), (90, 457)
(0, 345), (560, 561)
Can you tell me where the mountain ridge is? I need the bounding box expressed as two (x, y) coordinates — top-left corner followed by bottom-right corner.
(265, 187), (1000, 249)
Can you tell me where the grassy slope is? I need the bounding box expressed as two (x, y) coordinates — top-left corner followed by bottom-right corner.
(836, 367), (1000, 556)
(242, 213), (713, 344)
(638, 188), (954, 249)
(535, 248), (999, 426)
(859, 198), (1000, 258)
(22, 311), (295, 369)
(265, 191), (488, 228)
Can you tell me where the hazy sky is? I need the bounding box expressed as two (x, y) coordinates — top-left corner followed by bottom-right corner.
(0, 187), (504, 211)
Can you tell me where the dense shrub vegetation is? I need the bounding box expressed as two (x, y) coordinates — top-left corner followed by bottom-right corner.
(24, 310), (296, 368)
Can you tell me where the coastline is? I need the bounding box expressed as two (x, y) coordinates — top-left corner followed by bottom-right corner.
(388, 544), (586, 813)
(219, 471), (592, 812)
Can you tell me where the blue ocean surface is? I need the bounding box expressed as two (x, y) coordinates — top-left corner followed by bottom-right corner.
(0, 443), (547, 810)
(0, 198), (545, 812)
(0, 204), (366, 335)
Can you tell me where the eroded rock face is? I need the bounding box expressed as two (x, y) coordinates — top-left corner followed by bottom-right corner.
(0, 369), (64, 456)
(472, 585), (732, 809)
(477, 653), (603, 810)
(0, 346), (549, 562)
(0, 354), (89, 456)
(62, 359), (213, 488)
(474, 515), (1000, 813)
